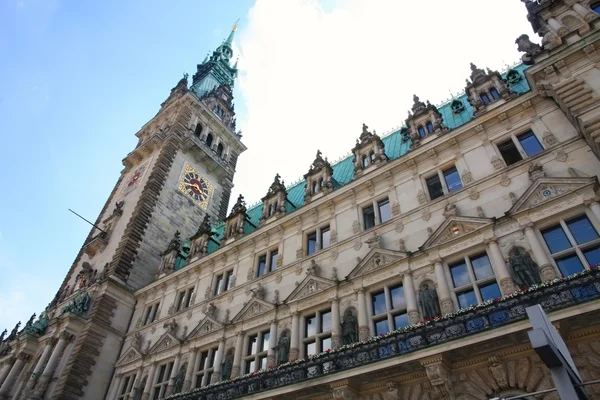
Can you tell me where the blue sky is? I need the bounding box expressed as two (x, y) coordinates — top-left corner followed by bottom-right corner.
(0, 0), (535, 330)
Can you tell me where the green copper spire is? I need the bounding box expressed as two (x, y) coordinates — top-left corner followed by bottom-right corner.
(223, 19), (238, 48)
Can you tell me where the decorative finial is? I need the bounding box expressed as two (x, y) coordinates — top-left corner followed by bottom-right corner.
(233, 18), (240, 31)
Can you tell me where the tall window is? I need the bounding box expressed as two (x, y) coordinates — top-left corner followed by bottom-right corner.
(362, 197), (392, 230)
(256, 249), (278, 277)
(306, 225), (331, 256)
(377, 198), (392, 223)
(363, 205), (376, 230)
(541, 215), (600, 277)
(371, 284), (409, 335)
(418, 126), (426, 138)
(217, 143), (224, 158)
(449, 253), (500, 309)
(214, 270), (233, 296)
(176, 287), (194, 312)
(497, 138), (523, 166)
(425, 166), (463, 201)
(206, 133), (213, 148)
(194, 347), (218, 388)
(480, 92), (491, 105)
(142, 302), (160, 326)
(303, 309), (332, 356)
(426, 174), (444, 200)
(497, 130), (544, 166)
(517, 130), (543, 157)
(152, 362), (174, 400)
(443, 166), (463, 193)
(362, 155), (369, 168)
(426, 121), (434, 134)
(244, 330), (270, 373)
(117, 373), (137, 400)
(489, 87), (501, 100)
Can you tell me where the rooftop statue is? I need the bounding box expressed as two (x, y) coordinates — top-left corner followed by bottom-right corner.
(25, 312), (50, 336)
(7, 321), (20, 341)
(411, 94), (427, 113)
(61, 291), (91, 317)
(516, 34), (543, 65)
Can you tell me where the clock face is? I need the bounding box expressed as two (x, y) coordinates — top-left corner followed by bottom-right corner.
(121, 159), (151, 197)
(178, 164), (212, 209)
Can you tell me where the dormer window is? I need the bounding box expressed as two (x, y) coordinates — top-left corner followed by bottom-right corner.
(451, 100), (465, 114)
(194, 123), (203, 137)
(506, 69), (522, 85)
(426, 121), (434, 134)
(489, 87), (501, 100)
(480, 92), (491, 105)
(418, 126), (426, 137)
(206, 133), (214, 148)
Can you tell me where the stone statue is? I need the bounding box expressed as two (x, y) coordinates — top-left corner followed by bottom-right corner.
(61, 291), (91, 317)
(516, 34), (543, 65)
(509, 246), (542, 289)
(419, 284), (441, 319)
(24, 313), (36, 331)
(251, 283), (265, 300)
(7, 322), (20, 341)
(275, 331), (290, 365)
(411, 94), (426, 112)
(25, 312), (49, 336)
(221, 352), (233, 381)
(341, 309), (358, 345)
(0, 329), (6, 342)
(306, 260), (320, 276)
(172, 365), (185, 393)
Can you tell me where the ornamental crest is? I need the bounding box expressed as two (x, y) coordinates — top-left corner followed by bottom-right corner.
(231, 298), (275, 323)
(347, 248), (408, 279)
(421, 216), (493, 250)
(186, 316), (223, 340)
(284, 274), (337, 303)
(115, 346), (144, 367)
(147, 332), (180, 355)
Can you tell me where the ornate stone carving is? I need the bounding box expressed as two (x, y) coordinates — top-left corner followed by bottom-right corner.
(422, 209), (431, 221)
(224, 194), (249, 240)
(306, 260), (320, 276)
(352, 220), (360, 234)
(461, 170), (472, 184)
(251, 283), (266, 300)
(488, 356), (509, 389)
(516, 34), (543, 65)
(443, 204), (457, 217)
(528, 162), (545, 180)
(333, 387), (357, 400)
(330, 229), (337, 244)
(304, 150), (334, 201)
(156, 231), (180, 277)
(189, 214), (214, 259)
(275, 331), (290, 365)
(508, 246), (542, 289)
(469, 187), (480, 200)
(556, 148), (568, 162)
(491, 156), (504, 171)
(477, 206), (486, 218)
(417, 189), (426, 204)
(366, 232), (382, 249)
(398, 239), (406, 252)
(163, 319), (178, 335)
(205, 302), (217, 318)
(353, 238), (362, 250)
(500, 173), (511, 186)
(391, 201), (400, 216)
(382, 381), (400, 400)
(352, 123), (388, 176)
(425, 363), (453, 400)
(395, 221), (404, 233)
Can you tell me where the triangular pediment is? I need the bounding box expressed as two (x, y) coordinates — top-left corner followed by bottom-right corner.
(421, 216), (493, 250)
(347, 248), (408, 279)
(148, 332), (180, 355)
(284, 274), (337, 303)
(115, 346), (143, 366)
(508, 177), (596, 214)
(231, 298), (275, 323)
(186, 316), (223, 340)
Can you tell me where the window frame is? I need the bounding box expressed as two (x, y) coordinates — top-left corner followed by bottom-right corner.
(142, 302), (160, 326)
(361, 196), (392, 231)
(539, 212), (600, 277)
(256, 248), (278, 277)
(369, 283), (409, 335)
(176, 286), (194, 312)
(423, 165), (463, 201)
(447, 251), (500, 309)
(193, 346), (218, 388)
(302, 309), (332, 357)
(494, 129), (545, 167)
(213, 270), (234, 296)
(243, 330), (270, 374)
(151, 361), (174, 400)
(305, 225), (331, 256)
(117, 372), (137, 400)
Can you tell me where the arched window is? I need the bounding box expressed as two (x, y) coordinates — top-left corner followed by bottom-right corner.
(417, 125), (426, 137)
(362, 155), (369, 168)
(312, 181), (318, 194)
(489, 87), (501, 100)
(369, 151), (376, 163)
(206, 133), (213, 148)
(426, 121), (434, 134)
(268, 204), (274, 217)
(480, 92), (491, 105)
(194, 123), (203, 137)
(593, 2), (600, 13)
(217, 143), (224, 157)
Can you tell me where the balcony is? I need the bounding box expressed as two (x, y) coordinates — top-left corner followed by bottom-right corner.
(168, 267), (600, 400)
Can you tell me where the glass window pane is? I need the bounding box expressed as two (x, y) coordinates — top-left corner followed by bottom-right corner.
(450, 261), (471, 287)
(542, 225), (572, 254)
(426, 174), (444, 200)
(378, 198), (392, 223)
(372, 291), (387, 315)
(374, 318), (390, 336)
(470, 254), (494, 281)
(489, 87), (501, 99)
(393, 313), (409, 330)
(363, 206), (375, 230)
(583, 246), (600, 267)
(443, 167), (463, 193)
(248, 335), (257, 355)
(389, 285), (406, 309)
(214, 275), (223, 295)
(257, 255), (267, 277)
(269, 251), (278, 271)
(457, 290), (478, 309)
(517, 131), (543, 157)
(321, 336), (332, 352)
(305, 315), (317, 337)
(247, 360), (255, 374)
(225, 272), (233, 291)
(260, 331), (270, 352)
(208, 350), (216, 368)
(479, 282), (501, 301)
(498, 139), (522, 166)
(566, 216), (599, 244)
(593, 2), (600, 13)
(305, 341), (316, 356)
(320, 310), (332, 332)
(418, 126), (426, 137)
(259, 356), (267, 370)
(426, 121), (434, 133)
(307, 232), (317, 255)
(480, 93), (491, 105)
(556, 254), (585, 276)
(321, 227), (331, 249)
(198, 351), (208, 371)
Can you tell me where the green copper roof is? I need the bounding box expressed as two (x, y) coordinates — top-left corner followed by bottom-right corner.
(202, 64), (531, 251)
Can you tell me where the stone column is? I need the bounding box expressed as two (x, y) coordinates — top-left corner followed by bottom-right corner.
(357, 288), (370, 341)
(212, 339), (225, 382)
(231, 333), (244, 378)
(266, 321), (277, 368)
(403, 273), (419, 324)
(0, 353), (29, 399)
(106, 374), (121, 400)
(434, 260), (454, 315)
(165, 353), (181, 396)
(128, 366), (144, 400)
(32, 332), (72, 399)
(486, 239), (515, 295)
(289, 313), (299, 361)
(0, 360), (14, 388)
(331, 297), (341, 349)
(523, 224), (557, 281)
(586, 199), (600, 222)
(141, 363), (156, 400)
(23, 340), (55, 397)
(183, 349), (198, 392)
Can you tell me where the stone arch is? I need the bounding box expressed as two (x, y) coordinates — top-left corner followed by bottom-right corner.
(194, 123), (203, 137)
(216, 142), (224, 158)
(561, 12), (585, 31)
(205, 132), (214, 148)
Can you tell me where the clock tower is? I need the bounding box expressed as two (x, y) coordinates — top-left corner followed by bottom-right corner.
(26, 26), (245, 400)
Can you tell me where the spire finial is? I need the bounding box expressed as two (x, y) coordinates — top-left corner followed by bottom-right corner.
(233, 18), (240, 31)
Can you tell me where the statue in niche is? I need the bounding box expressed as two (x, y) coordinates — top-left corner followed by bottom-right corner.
(341, 309), (358, 345)
(172, 365), (185, 393)
(508, 246), (542, 289)
(419, 283), (441, 319)
(221, 352), (234, 381)
(275, 331), (290, 365)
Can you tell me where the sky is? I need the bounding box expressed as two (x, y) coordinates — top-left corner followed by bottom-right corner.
(0, 0), (536, 331)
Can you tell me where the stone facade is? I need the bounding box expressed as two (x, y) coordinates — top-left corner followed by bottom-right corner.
(3, 2), (600, 400)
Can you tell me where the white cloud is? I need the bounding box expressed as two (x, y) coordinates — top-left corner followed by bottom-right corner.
(231, 0), (536, 206)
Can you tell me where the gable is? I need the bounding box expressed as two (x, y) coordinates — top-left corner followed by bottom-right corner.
(187, 316), (223, 340)
(284, 274), (337, 303)
(347, 248), (408, 279)
(231, 298), (275, 323)
(421, 216), (493, 250)
(508, 177), (596, 214)
(148, 332), (180, 355)
(116, 346), (143, 366)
